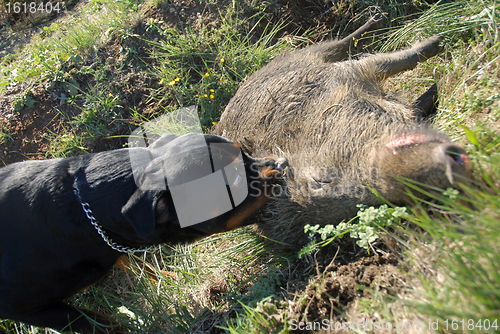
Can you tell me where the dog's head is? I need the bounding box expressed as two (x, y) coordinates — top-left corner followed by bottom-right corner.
(121, 133), (287, 244)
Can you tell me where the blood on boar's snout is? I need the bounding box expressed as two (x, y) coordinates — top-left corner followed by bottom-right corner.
(214, 16), (472, 246)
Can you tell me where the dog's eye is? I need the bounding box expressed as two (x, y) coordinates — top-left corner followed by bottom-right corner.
(233, 174), (243, 187)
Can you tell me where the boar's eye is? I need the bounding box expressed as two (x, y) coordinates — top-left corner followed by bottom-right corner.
(233, 174), (243, 187)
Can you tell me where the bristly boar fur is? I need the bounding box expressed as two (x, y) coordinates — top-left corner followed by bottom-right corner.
(214, 16), (472, 246)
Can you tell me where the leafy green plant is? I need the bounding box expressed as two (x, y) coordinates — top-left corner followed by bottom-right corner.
(0, 123), (12, 145)
(300, 204), (408, 257)
(0, 49), (69, 92)
(12, 91), (36, 111)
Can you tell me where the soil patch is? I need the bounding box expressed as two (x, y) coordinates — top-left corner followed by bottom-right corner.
(290, 254), (403, 328)
(0, 83), (74, 165)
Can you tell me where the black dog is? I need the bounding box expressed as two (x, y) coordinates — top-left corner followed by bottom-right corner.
(0, 133), (287, 333)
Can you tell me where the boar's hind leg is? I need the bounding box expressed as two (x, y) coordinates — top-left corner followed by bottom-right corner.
(412, 83), (439, 120)
(367, 36), (443, 80)
(319, 14), (383, 63)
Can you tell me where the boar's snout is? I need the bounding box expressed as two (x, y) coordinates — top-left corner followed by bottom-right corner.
(378, 139), (472, 202)
(434, 143), (472, 185)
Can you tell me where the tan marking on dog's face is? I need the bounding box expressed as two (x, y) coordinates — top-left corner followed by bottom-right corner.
(260, 168), (283, 181)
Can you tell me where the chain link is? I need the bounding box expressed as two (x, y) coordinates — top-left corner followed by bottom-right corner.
(75, 183), (157, 253)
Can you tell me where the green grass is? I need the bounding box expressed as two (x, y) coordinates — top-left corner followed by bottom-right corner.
(69, 84), (124, 137)
(75, 228), (292, 333)
(353, 1), (500, 331)
(0, 0), (145, 157)
(359, 149), (500, 332)
(147, 10), (292, 129)
(408, 177), (500, 323)
(0, 0), (298, 157)
(44, 121), (89, 158)
(380, 0), (499, 51)
(0, 0), (142, 92)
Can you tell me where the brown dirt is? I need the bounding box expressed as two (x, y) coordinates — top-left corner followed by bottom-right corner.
(0, 82), (73, 164)
(289, 254), (405, 331)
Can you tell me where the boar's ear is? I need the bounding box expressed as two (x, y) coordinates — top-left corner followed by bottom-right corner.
(412, 83), (439, 121)
(121, 188), (160, 238)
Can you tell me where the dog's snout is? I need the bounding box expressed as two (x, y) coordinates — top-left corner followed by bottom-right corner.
(258, 156), (288, 173)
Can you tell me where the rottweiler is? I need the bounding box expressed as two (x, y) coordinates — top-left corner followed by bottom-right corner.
(0, 133), (287, 333)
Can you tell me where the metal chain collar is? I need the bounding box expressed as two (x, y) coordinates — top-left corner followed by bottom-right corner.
(75, 182), (157, 253)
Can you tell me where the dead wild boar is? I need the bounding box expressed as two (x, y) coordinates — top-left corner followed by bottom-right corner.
(214, 16), (472, 246)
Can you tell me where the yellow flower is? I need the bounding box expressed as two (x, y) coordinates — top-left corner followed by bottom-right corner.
(209, 94), (214, 99)
(196, 94), (199, 98)
(220, 58), (224, 63)
(209, 68), (213, 71)
(159, 78), (164, 85)
(204, 72), (210, 77)
(203, 94), (208, 98)
(212, 121), (217, 125)
(169, 80), (176, 86)
(174, 77), (180, 82)
(210, 89), (215, 93)
(108, 93), (113, 97)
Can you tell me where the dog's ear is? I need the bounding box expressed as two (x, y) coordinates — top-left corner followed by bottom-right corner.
(121, 188), (159, 238)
